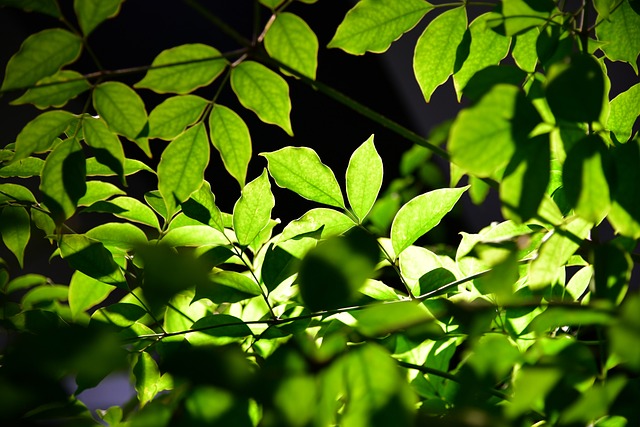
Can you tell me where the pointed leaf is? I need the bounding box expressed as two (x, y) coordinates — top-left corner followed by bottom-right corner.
(85, 157), (154, 176)
(0, 157), (44, 178)
(0, 206), (30, 267)
(160, 225), (227, 247)
(346, 135), (383, 222)
(264, 12), (319, 79)
(608, 82), (640, 143)
(93, 81), (148, 141)
(328, 0), (433, 55)
(13, 110), (76, 162)
(74, 0), (123, 36)
(181, 181), (225, 232)
(83, 116), (126, 183)
(68, 270), (113, 320)
(391, 186), (467, 258)
(85, 223), (148, 250)
(497, 0), (555, 36)
(233, 169), (275, 247)
(1, 28), (82, 91)
(512, 28), (539, 72)
(39, 138), (86, 224)
(280, 208), (355, 242)
(59, 234), (127, 288)
(0, 183), (36, 204)
(262, 146), (345, 208)
(148, 95), (208, 140)
(11, 70), (90, 109)
(231, 60), (292, 135)
(195, 271), (262, 304)
(209, 104), (252, 187)
(157, 123), (210, 217)
(133, 352), (161, 407)
(84, 196), (160, 230)
(135, 43), (227, 94)
(596, 0), (640, 73)
(77, 181), (125, 206)
(145, 190), (167, 220)
(414, 6), (467, 102)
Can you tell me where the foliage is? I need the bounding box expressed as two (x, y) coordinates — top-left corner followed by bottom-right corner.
(1, 0), (640, 425)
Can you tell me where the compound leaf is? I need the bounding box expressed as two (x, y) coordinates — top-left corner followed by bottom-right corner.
(0, 206), (30, 268)
(148, 95), (208, 140)
(233, 169), (275, 247)
(93, 82), (148, 143)
(346, 135), (383, 222)
(264, 12), (319, 79)
(209, 104), (252, 188)
(11, 70), (90, 109)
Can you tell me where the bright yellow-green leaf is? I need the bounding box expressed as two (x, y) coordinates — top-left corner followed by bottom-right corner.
(0, 157), (44, 178)
(11, 70), (90, 109)
(74, 0), (123, 36)
(84, 196), (160, 230)
(346, 135), (383, 222)
(85, 223), (148, 250)
(77, 181), (125, 207)
(512, 28), (539, 73)
(608, 83), (640, 142)
(414, 6), (467, 102)
(499, 0), (555, 36)
(93, 82), (148, 142)
(0, 183), (36, 204)
(59, 234), (127, 288)
(1, 28), (82, 91)
(596, 0), (640, 73)
(83, 116), (126, 184)
(13, 110), (76, 162)
(264, 12), (319, 79)
(328, 0), (433, 55)
(209, 104), (252, 187)
(231, 60), (293, 135)
(133, 352), (161, 407)
(148, 95), (208, 140)
(157, 123), (210, 217)
(0, 206), (30, 267)
(181, 182), (225, 233)
(85, 157), (154, 177)
(262, 146), (345, 208)
(233, 169), (275, 247)
(135, 44), (228, 94)
(160, 225), (227, 247)
(280, 208), (355, 242)
(68, 270), (113, 320)
(195, 271), (262, 304)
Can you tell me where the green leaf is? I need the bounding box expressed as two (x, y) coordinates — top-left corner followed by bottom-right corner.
(449, 84), (540, 177)
(135, 43), (227, 94)
(0, 0), (60, 17)
(160, 225), (227, 247)
(13, 110), (76, 162)
(390, 186), (467, 258)
(328, 0), (433, 55)
(59, 234), (127, 288)
(609, 140), (640, 238)
(259, 0), (285, 8)
(133, 352), (161, 407)
(92, 302), (147, 327)
(512, 28), (539, 72)
(31, 209), (55, 239)
(68, 270), (113, 320)
(594, 242), (631, 303)
(209, 104), (252, 187)
(190, 314), (253, 339)
(0, 206), (30, 267)
(346, 135), (383, 222)
(76, 181), (124, 207)
(594, 0), (624, 20)
(145, 190), (167, 220)
(181, 181), (225, 233)
(84, 196), (160, 230)
(0, 183), (36, 203)
(280, 208), (356, 242)
(11, 70), (90, 109)
(39, 138), (86, 224)
(545, 54), (606, 123)
(262, 146), (345, 208)
(233, 169), (275, 247)
(195, 271), (262, 304)
(608, 83), (640, 142)
(0, 157), (44, 178)
(596, 0), (640, 73)
(85, 157), (154, 176)
(157, 123), (210, 217)
(453, 13), (511, 99)
(148, 95), (208, 140)
(1, 28), (82, 91)
(83, 116), (126, 184)
(74, 0), (123, 36)
(85, 223), (148, 250)
(21, 284), (68, 309)
(264, 12), (319, 79)
(4, 273), (48, 294)
(498, 0), (555, 36)
(563, 135), (611, 224)
(414, 6), (467, 102)
(231, 60), (293, 135)
(93, 82), (148, 144)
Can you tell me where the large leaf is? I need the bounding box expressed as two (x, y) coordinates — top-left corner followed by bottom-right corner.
(328, 0), (433, 55)
(11, 70), (90, 109)
(39, 138), (86, 224)
(596, 0), (640, 73)
(160, 225), (227, 247)
(148, 95), (208, 140)
(346, 135), (383, 222)
(13, 110), (76, 162)
(74, 0), (123, 36)
(390, 186), (467, 258)
(135, 43), (228, 94)
(607, 83), (640, 143)
(209, 104), (252, 187)
(609, 140), (640, 238)
(157, 123), (210, 217)
(68, 270), (113, 320)
(0, 206), (30, 268)
(84, 196), (160, 230)
(1, 28), (82, 91)
(262, 146), (345, 208)
(85, 223), (148, 250)
(264, 12), (319, 79)
(82, 116), (125, 184)
(93, 82), (148, 142)
(233, 170), (275, 247)
(414, 6), (467, 102)
(59, 234), (127, 288)
(231, 60), (292, 135)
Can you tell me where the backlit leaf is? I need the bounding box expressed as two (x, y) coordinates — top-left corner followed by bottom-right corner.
(596, 0), (640, 73)
(84, 196), (160, 230)
(498, 0), (555, 36)
(68, 270), (113, 320)
(262, 146), (345, 208)
(231, 60), (292, 135)
(0, 157), (44, 177)
(148, 95), (208, 140)
(414, 6), (467, 102)
(594, 242), (631, 303)
(59, 234), (127, 288)
(328, 0), (433, 55)
(77, 181), (125, 207)
(607, 83), (640, 143)
(74, 0), (123, 36)
(13, 110), (76, 162)
(133, 352), (161, 407)
(11, 70), (90, 109)
(346, 135), (383, 222)
(85, 223), (148, 250)
(181, 181), (225, 233)
(195, 271), (262, 304)
(233, 170), (274, 247)
(0, 183), (36, 204)
(85, 157), (154, 176)
(93, 82), (148, 143)
(264, 12), (319, 79)
(0, 206), (30, 267)
(160, 225), (227, 247)
(280, 208), (355, 242)
(83, 116), (125, 184)
(209, 104), (252, 187)
(512, 28), (539, 72)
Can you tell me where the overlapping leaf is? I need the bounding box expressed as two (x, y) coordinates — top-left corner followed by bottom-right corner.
(233, 169), (275, 247)
(11, 70), (90, 109)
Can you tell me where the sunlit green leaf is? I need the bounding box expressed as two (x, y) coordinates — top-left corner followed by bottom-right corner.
(85, 223), (148, 250)
(497, 0), (555, 36)
(195, 271), (262, 304)
(264, 12), (319, 79)
(328, 0), (433, 55)
(1, 28), (82, 91)
(231, 60), (293, 135)
(31, 209), (55, 240)
(91, 302), (147, 327)
(12, 110), (76, 162)
(83, 116), (126, 184)
(59, 234), (127, 288)
(11, 70), (90, 109)
(259, 0), (284, 8)
(93, 82), (148, 142)
(190, 314), (253, 340)
(85, 157), (154, 176)
(596, 0), (640, 73)
(280, 208), (355, 242)
(233, 170), (274, 247)
(414, 6), (467, 102)
(157, 123), (209, 217)
(133, 351), (161, 407)
(0, 183), (36, 204)
(148, 95), (208, 140)
(0, 157), (44, 177)
(512, 28), (539, 72)
(262, 146), (345, 208)
(506, 367), (562, 418)
(4, 273), (48, 294)
(181, 181), (225, 233)
(209, 104), (252, 187)
(390, 186), (467, 258)
(84, 196), (160, 230)
(135, 43), (228, 94)
(160, 225), (227, 247)
(594, 0), (624, 20)
(74, 0), (123, 36)
(346, 135), (383, 222)
(77, 181), (124, 207)
(608, 83), (640, 143)
(0, 206), (30, 267)
(21, 284), (68, 309)
(68, 270), (113, 320)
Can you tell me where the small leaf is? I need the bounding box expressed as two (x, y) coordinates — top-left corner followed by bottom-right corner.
(0, 206), (30, 267)
(233, 170), (275, 247)
(84, 196), (160, 230)
(190, 314), (253, 339)
(93, 81), (148, 142)
(85, 157), (154, 176)
(414, 6), (467, 102)
(390, 186), (467, 258)
(262, 146), (345, 208)
(512, 28), (539, 72)
(209, 104), (252, 187)
(608, 82), (640, 143)
(4, 273), (48, 294)
(133, 352), (161, 407)
(76, 181), (125, 206)
(85, 223), (148, 250)
(0, 157), (44, 177)
(0, 183), (36, 204)
(145, 190), (167, 220)
(83, 116), (126, 184)
(264, 12), (319, 79)
(68, 270), (113, 320)
(157, 123), (210, 217)
(92, 302), (147, 328)
(195, 271), (262, 304)
(328, 0), (433, 55)
(160, 225), (227, 247)
(59, 234), (127, 288)
(181, 181), (225, 233)
(346, 135), (383, 222)
(135, 44), (228, 94)
(596, 0), (640, 73)
(0, 0), (60, 17)
(39, 138), (86, 224)
(11, 70), (90, 109)
(497, 0), (556, 36)
(231, 60), (293, 135)
(148, 95), (208, 140)
(609, 140), (640, 238)
(13, 110), (76, 162)
(1, 28), (82, 91)
(259, 0), (285, 8)
(280, 208), (355, 242)
(74, 0), (123, 36)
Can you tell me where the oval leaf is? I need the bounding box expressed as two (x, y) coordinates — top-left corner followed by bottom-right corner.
(148, 95), (208, 140)
(280, 208), (356, 242)
(83, 116), (126, 184)
(76, 181), (125, 207)
(59, 234), (127, 288)
(0, 206), (31, 267)
(93, 81), (148, 141)
(264, 12), (319, 79)
(346, 135), (383, 222)
(233, 169), (275, 247)
(85, 223), (148, 250)
(607, 82), (640, 143)
(596, 0), (640, 73)
(195, 271), (262, 304)
(11, 70), (90, 109)
(209, 104), (252, 187)
(68, 270), (113, 320)
(13, 110), (76, 162)
(84, 196), (160, 230)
